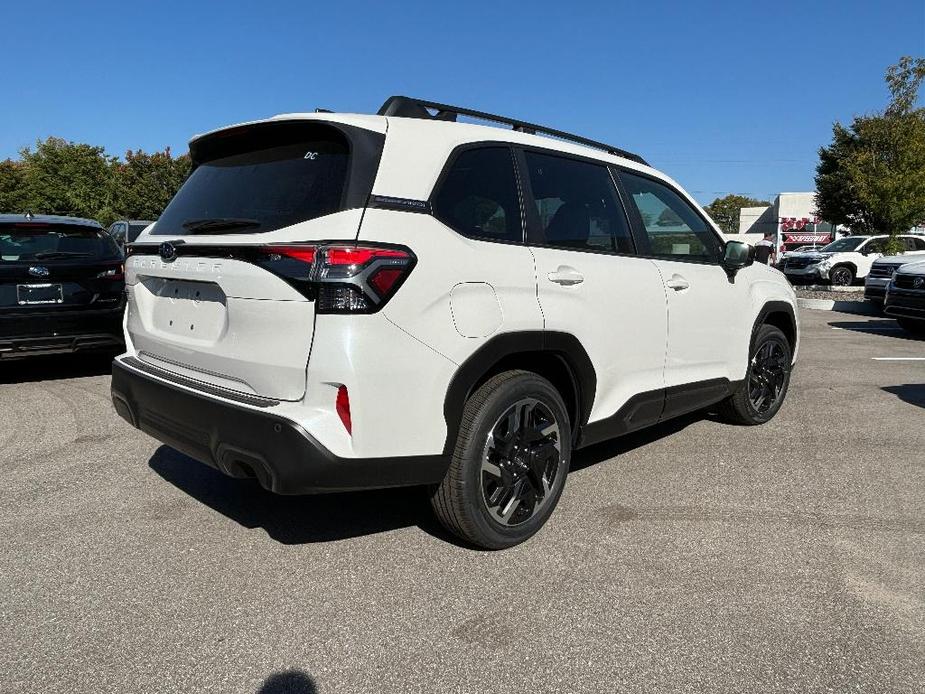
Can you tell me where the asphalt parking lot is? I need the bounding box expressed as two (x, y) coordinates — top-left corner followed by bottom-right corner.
(1, 308), (923, 694)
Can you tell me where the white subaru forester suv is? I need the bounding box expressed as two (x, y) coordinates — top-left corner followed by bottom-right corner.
(111, 97), (799, 548)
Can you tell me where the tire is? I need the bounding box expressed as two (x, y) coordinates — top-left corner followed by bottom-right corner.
(829, 265), (855, 286)
(896, 317), (925, 336)
(718, 324), (792, 425)
(431, 371), (572, 549)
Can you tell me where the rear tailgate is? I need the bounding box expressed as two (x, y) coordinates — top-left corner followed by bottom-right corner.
(126, 251), (318, 400)
(123, 117), (386, 401)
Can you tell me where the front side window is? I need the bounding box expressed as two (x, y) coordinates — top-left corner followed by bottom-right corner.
(523, 151), (633, 253)
(621, 172), (720, 260)
(432, 147), (522, 242)
(862, 238), (887, 253)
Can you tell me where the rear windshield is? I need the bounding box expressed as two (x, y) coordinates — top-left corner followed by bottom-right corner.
(154, 123), (351, 236)
(0, 224), (120, 262)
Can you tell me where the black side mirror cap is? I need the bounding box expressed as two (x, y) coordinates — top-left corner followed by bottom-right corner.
(723, 240), (754, 276)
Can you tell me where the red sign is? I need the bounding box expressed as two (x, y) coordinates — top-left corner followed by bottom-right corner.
(784, 232), (831, 244)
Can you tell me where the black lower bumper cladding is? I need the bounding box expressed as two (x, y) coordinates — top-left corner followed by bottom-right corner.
(111, 360), (448, 494)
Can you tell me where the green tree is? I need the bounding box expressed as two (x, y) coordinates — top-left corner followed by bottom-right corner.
(111, 147), (190, 222)
(816, 56), (925, 255)
(19, 137), (115, 221)
(704, 194), (770, 235)
(0, 159), (28, 212)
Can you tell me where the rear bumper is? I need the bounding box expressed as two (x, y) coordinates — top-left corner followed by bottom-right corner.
(0, 306), (123, 358)
(110, 358), (449, 494)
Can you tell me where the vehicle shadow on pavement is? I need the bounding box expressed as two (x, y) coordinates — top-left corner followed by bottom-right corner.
(0, 351), (117, 384)
(571, 411), (705, 472)
(256, 669), (317, 693)
(882, 384), (925, 409)
(148, 445), (434, 544)
(828, 319), (922, 340)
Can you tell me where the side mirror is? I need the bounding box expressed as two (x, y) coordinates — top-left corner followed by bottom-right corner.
(723, 240), (754, 276)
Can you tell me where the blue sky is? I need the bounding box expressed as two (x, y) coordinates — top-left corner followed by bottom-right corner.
(3, 0), (923, 203)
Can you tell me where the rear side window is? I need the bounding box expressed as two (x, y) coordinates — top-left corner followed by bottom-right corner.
(155, 123), (352, 235)
(902, 237), (925, 251)
(621, 172), (721, 261)
(523, 151), (633, 253)
(432, 147), (523, 242)
(0, 224), (120, 261)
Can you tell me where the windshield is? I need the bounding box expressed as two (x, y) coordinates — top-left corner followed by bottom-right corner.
(154, 123), (350, 235)
(821, 237), (866, 252)
(0, 224), (120, 261)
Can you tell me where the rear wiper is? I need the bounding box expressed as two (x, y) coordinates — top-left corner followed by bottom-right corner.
(32, 251), (93, 259)
(181, 217), (262, 233)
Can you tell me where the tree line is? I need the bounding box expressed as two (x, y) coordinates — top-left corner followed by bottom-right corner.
(0, 138), (190, 227)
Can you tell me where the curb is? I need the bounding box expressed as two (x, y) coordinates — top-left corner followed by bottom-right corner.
(797, 298), (880, 315)
(793, 284), (865, 293)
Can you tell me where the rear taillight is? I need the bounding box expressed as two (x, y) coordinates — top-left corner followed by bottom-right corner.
(259, 243), (415, 314)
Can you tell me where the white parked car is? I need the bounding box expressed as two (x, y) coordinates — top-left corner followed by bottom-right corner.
(111, 96), (799, 548)
(782, 235), (925, 285)
(865, 255), (925, 304)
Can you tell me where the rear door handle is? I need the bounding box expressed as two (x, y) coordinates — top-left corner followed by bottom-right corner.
(666, 275), (690, 291)
(547, 268), (585, 286)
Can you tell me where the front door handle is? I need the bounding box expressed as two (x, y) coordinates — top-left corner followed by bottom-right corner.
(666, 275), (690, 291)
(547, 267), (584, 286)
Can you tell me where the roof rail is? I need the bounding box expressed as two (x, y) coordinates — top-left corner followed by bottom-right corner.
(377, 96), (648, 166)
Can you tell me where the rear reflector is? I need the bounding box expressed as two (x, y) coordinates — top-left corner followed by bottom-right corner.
(336, 385), (352, 434)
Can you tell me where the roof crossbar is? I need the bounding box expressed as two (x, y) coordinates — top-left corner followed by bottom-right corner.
(377, 95), (648, 166)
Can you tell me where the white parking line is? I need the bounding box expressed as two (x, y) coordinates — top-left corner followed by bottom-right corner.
(871, 357), (925, 361)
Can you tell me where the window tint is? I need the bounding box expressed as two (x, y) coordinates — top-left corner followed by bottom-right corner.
(127, 223), (149, 242)
(915, 238), (925, 251)
(863, 238), (887, 253)
(0, 224), (120, 262)
(621, 172), (720, 260)
(900, 237), (925, 251)
(523, 151), (633, 253)
(432, 147), (522, 242)
(155, 124), (350, 236)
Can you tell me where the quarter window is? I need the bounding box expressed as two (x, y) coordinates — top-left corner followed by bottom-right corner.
(432, 147), (522, 242)
(524, 151), (633, 253)
(621, 172), (720, 260)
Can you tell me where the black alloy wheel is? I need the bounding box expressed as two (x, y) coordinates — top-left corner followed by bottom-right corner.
(480, 397), (562, 526)
(748, 339), (789, 414)
(830, 266), (854, 286)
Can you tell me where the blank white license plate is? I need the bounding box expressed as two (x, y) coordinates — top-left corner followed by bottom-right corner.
(17, 283), (63, 305)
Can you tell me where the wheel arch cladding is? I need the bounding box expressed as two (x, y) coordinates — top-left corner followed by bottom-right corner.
(754, 301), (797, 352)
(442, 331), (596, 453)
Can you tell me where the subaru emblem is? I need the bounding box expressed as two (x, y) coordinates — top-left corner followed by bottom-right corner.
(159, 242), (177, 262)
(28, 265), (50, 278)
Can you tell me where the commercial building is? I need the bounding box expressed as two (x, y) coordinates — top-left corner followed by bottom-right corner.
(737, 193), (838, 252)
